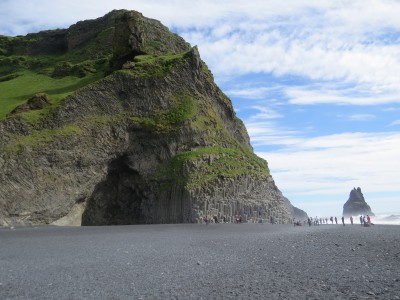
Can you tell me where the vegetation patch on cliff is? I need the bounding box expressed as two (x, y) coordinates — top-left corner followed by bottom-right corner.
(123, 50), (190, 78)
(0, 58), (109, 120)
(162, 146), (270, 190)
(130, 92), (197, 132)
(1, 124), (83, 153)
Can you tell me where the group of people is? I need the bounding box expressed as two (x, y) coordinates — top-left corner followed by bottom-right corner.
(305, 216), (333, 226)
(202, 215), (239, 225)
(203, 214), (375, 226)
(303, 215), (374, 227)
(345, 215), (374, 226)
(202, 215), (220, 224)
(359, 215), (374, 226)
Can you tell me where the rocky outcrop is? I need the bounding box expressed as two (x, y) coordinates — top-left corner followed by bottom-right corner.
(343, 187), (374, 217)
(111, 10), (190, 68)
(1, 29), (68, 56)
(0, 10), (303, 226)
(9, 94), (51, 115)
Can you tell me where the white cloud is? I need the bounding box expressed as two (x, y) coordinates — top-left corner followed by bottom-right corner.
(388, 120), (400, 126)
(245, 120), (303, 147)
(249, 106), (283, 120)
(344, 114), (376, 121)
(227, 87), (273, 100)
(382, 107), (400, 112)
(285, 86), (400, 105)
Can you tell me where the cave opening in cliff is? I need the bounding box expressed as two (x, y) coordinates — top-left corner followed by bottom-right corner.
(81, 156), (148, 225)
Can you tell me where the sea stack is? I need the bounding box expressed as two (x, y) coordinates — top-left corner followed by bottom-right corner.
(342, 187), (374, 217)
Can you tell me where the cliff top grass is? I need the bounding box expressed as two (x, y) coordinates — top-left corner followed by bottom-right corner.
(0, 69), (108, 120)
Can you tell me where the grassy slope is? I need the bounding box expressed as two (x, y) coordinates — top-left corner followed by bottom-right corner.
(0, 69), (106, 120)
(0, 29), (112, 120)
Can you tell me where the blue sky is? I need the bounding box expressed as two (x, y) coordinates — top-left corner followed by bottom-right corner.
(1, 0), (399, 218)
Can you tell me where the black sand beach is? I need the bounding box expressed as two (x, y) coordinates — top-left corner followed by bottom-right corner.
(0, 224), (399, 299)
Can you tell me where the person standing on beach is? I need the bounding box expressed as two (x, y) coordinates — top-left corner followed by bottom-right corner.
(341, 216), (345, 226)
(350, 216), (353, 225)
(360, 215), (363, 225)
(330, 216), (333, 224)
(335, 217), (338, 224)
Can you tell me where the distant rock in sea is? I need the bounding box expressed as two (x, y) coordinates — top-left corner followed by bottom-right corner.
(380, 215), (400, 222)
(342, 187), (374, 217)
(379, 215), (400, 224)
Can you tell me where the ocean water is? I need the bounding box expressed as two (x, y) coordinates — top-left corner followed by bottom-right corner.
(366, 213), (400, 225)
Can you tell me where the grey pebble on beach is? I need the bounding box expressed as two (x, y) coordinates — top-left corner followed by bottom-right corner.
(0, 224), (399, 299)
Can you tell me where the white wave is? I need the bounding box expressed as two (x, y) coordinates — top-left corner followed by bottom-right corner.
(372, 213), (400, 225)
(346, 213), (400, 225)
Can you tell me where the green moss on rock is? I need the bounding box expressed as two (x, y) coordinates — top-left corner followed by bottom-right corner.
(1, 124), (83, 152)
(126, 51), (189, 78)
(162, 146), (270, 190)
(129, 92), (197, 132)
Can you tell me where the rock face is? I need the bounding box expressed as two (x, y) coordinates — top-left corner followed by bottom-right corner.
(292, 206), (308, 221)
(343, 187), (374, 217)
(0, 10), (304, 226)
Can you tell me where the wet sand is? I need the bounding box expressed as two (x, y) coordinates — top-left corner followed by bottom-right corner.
(0, 223), (399, 299)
